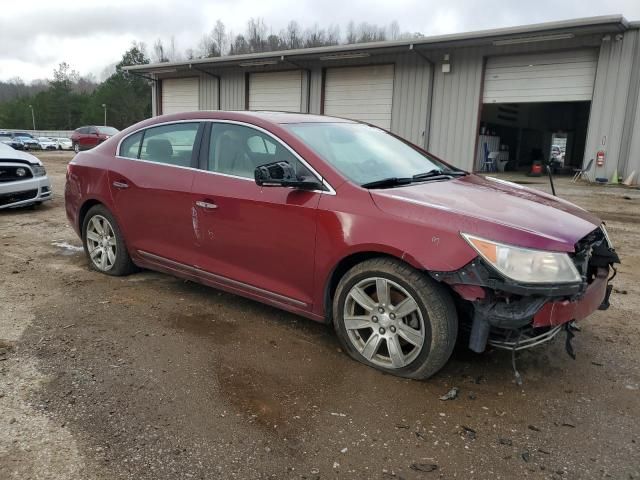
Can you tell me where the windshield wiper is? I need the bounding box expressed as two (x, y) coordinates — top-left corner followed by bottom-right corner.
(412, 169), (467, 180)
(361, 177), (413, 189)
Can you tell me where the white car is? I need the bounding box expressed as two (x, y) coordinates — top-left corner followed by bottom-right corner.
(55, 137), (73, 150)
(37, 137), (57, 150)
(0, 143), (52, 209)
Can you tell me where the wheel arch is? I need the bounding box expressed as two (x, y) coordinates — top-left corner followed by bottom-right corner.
(322, 249), (423, 324)
(78, 198), (104, 237)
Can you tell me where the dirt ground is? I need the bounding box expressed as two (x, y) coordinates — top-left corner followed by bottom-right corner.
(1, 151), (638, 480)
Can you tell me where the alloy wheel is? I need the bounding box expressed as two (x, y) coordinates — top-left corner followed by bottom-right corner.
(85, 215), (117, 271)
(343, 277), (426, 369)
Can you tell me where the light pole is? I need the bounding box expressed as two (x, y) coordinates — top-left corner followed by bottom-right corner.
(28, 104), (35, 131)
(101, 104), (107, 126)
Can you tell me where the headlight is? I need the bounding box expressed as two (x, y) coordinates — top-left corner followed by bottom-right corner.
(461, 233), (581, 284)
(32, 165), (46, 177)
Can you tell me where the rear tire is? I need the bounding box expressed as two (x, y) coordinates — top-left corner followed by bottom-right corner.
(333, 258), (457, 380)
(82, 205), (134, 276)
(73, 143), (80, 153)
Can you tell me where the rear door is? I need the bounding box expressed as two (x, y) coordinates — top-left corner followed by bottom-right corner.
(190, 121), (321, 307)
(108, 122), (203, 264)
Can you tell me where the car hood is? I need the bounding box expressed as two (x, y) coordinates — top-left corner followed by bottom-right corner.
(0, 143), (42, 165)
(370, 174), (601, 252)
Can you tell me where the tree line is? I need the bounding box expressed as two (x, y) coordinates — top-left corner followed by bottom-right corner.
(0, 45), (151, 131)
(0, 18), (421, 130)
(156, 18), (421, 63)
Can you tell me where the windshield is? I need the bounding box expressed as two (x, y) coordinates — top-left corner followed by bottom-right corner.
(97, 126), (119, 135)
(284, 122), (455, 186)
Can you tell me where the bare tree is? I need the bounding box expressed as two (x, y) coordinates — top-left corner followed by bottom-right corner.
(230, 34), (250, 55)
(326, 24), (340, 45)
(356, 22), (386, 43)
(389, 20), (400, 41)
(199, 33), (218, 58)
(153, 39), (168, 63)
(304, 24), (327, 48)
(169, 36), (179, 62)
(285, 20), (302, 49)
(213, 20), (227, 55)
(246, 18), (267, 52)
(346, 21), (357, 44)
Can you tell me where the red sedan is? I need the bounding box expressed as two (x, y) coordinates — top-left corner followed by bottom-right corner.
(70, 125), (119, 153)
(65, 111), (618, 379)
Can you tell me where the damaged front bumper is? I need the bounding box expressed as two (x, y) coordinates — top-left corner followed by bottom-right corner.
(432, 227), (619, 354)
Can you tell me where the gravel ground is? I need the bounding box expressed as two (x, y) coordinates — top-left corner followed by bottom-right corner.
(1, 151), (638, 480)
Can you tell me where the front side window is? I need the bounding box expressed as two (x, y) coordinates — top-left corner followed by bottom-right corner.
(284, 122), (453, 186)
(208, 123), (312, 179)
(139, 123), (200, 167)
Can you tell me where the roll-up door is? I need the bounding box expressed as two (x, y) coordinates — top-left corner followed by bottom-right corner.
(483, 50), (598, 103)
(248, 71), (303, 112)
(161, 77), (200, 114)
(323, 65), (394, 129)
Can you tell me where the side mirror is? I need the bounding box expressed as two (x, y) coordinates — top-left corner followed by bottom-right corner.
(254, 161), (324, 191)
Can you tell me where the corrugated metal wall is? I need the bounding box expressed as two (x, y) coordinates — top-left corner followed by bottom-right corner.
(584, 30), (638, 179)
(618, 29), (640, 178)
(219, 70), (245, 110)
(199, 75), (219, 110)
(427, 47), (484, 171)
(391, 53), (432, 147)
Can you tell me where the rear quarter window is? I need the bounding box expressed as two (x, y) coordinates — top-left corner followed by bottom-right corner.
(119, 131), (143, 159)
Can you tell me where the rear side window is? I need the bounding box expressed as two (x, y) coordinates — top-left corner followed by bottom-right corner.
(119, 131), (143, 159)
(139, 123), (200, 167)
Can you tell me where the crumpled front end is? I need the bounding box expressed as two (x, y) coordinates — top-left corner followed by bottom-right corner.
(432, 226), (619, 354)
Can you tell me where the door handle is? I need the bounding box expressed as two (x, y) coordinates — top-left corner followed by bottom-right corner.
(112, 181), (129, 189)
(195, 200), (218, 210)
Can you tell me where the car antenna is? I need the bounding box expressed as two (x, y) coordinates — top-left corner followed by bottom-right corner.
(545, 158), (557, 196)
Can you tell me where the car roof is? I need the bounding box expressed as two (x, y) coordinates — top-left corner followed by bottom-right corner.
(151, 110), (356, 126)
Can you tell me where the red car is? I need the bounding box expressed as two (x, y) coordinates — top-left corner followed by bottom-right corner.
(70, 125), (119, 153)
(64, 111), (618, 379)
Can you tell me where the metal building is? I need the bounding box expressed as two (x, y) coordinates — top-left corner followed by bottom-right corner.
(126, 15), (640, 181)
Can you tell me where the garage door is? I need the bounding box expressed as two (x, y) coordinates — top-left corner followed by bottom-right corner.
(483, 50), (598, 103)
(161, 78), (199, 114)
(324, 65), (394, 129)
(249, 71), (303, 112)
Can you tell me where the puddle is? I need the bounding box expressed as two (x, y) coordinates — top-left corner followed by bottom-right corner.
(51, 241), (84, 255)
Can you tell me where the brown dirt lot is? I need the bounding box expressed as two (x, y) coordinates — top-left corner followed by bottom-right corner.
(1, 151), (639, 479)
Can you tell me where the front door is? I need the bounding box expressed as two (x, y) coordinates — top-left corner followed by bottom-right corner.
(108, 122), (203, 264)
(190, 122), (321, 307)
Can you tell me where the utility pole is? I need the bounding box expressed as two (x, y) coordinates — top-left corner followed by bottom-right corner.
(28, 104), (36, 131)
(102, 104), (107, 126)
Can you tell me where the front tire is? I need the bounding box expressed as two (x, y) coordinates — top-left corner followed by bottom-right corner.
(333, 258), (457, 380)
(82, 205), (134, 276)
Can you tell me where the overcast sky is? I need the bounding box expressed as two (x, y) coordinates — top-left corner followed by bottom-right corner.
(1, 0), (639, 82)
